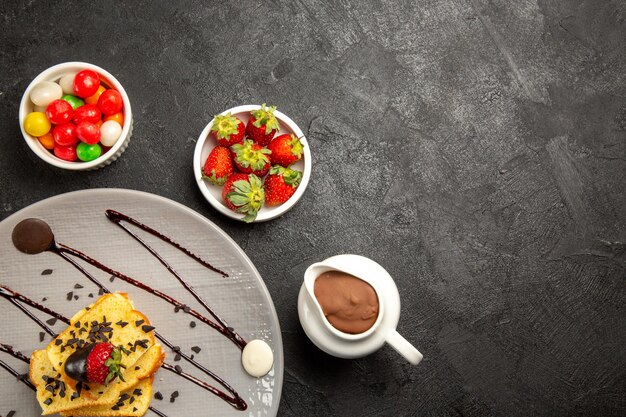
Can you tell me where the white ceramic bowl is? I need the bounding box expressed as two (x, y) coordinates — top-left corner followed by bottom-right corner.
(194, 105), (311, 223)
(19, 62), (133, 170)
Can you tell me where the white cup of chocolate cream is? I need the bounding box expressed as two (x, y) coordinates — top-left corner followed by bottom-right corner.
(298, 254), (423, 365)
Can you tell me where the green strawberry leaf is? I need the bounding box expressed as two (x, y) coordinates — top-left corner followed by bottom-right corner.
(210, 112), (240, 140)
(251, 104), (280, 134)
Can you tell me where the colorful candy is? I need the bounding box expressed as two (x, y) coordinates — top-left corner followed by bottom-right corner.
(45, 99), (74, 125)
(24, 112), (51, 136)
(99, 120), (122, 147)
(37, 132), (55, 150)
(54, 144), (78, 162)
(61, 94), (85, 110)
(24, 69), (126, 163)
(58, 72), (77, 95)
(76, 142), (102, 162)
(104, 112), (124, 126)
(85, 85), (106, 105)
(52, 123), (78, 147)
(73, 104), (101, 124)
(73, 70), (100, 98)
(30, 81), (63, 107)
(76, 121), (101, 144)
(97, 90), (123, 115)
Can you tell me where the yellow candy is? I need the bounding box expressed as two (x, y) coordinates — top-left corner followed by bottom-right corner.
(24, 112), (51, 137)
(85, 85), (106, 105)
(38, 132), (55, 149)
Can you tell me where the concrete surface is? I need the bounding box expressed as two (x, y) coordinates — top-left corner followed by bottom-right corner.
(1, 0), (625, 416)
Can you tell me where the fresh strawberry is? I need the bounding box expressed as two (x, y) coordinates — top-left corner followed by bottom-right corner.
(246, 104), (280, 146)
(65, 342), (126, 385)
(264, 166), (302, 206)
(203, 146), (234, 185)
(222, 173), (265, 222)
(211, 112), (245, 146)
(268, 134), (304, 167)
(230, 139), (271, 176)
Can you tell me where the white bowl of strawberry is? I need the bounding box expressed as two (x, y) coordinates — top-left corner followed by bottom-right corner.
(194, 104), (311, 222)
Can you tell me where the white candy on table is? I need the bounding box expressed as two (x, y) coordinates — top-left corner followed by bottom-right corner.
(100, 120), (122, 147)
(58, 72), (77, 95)
(30, 81), (62, 107)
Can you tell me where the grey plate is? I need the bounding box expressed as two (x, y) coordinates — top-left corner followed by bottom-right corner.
(0, 189), (283, 417)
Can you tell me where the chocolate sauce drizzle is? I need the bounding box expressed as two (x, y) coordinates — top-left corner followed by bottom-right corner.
(9, 211), (250, 410)
(0, 343), (35, 391)
(0, 286), (244, 414)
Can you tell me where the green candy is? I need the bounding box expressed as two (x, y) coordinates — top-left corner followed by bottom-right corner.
(76, 142), (102, 162)
(61, 94), (85, 110)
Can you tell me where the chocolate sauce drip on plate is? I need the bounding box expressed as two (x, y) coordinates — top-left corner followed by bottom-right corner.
(55, 243), (246, 349)
(12, 218), (54, 254)
(0, 285), (69, 336)
(10, 210), (251, 410)
(0, 286), (244, 411)
(105, 210), (228, 277)
(0, 343), (31, 364)
(104, 210), (244, 348)
(0, 343), (35, 391)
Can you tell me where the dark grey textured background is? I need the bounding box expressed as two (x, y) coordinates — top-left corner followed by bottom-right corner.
(1, 1), (625, 416)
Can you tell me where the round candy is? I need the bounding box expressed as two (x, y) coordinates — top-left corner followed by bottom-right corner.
(99, 120), (122, 147)
(45, 99), (74, 125)
(54, 144), (78, 162)
(52, 123), (78, 147)
(30, 81), (63, 107)
(73, 70), (100, 98)
(24, 112), (51, 136)
(61, 94), (85, 110)
(76, 121), (101, 144)
(76, 142), (102, 162)
(58, 72), (77, 95)
(241, 339), (274, 377)
(104, 112), (124, 126)
(85, 85), (106, 105)
(37, 132), (55, 150)
(97, 89), (123, 115)
(72, 104), (101, 124)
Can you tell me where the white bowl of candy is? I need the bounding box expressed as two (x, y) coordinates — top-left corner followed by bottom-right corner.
(19, 62), (132, 170)
(194, 104), (311, 223)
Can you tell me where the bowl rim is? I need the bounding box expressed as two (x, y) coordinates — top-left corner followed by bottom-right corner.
(19, 61), (132, 170)
(193, 104), (312, 223)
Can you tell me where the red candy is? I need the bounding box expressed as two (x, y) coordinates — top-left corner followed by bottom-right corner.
(76, 121), (101, 144)
(97, 89), (123, 115)
(54, 144), (78, 162)
(52, 123), (78, 147)
(45, 100), (73, 125)
(73, 70), (101, 98)
(73, 104), (101, 124)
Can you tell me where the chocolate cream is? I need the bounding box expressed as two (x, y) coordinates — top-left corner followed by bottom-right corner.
(314, 270), (379, 334)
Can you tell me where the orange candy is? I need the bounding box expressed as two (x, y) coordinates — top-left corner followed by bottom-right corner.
(85, 85), (106, 105)
(38, 132), (55, 150)
(104, 112), (124, 126)
(95, 120), (103, 128)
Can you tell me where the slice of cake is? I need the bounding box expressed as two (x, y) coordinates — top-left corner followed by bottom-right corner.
(30, 344), (165, 415)
(61, 376), (155, 416)
(31, 293), (164, 415)
(45, 293), (157, 399)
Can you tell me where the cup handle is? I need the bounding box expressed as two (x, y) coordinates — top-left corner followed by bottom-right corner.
(386, 329), (423, 365)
